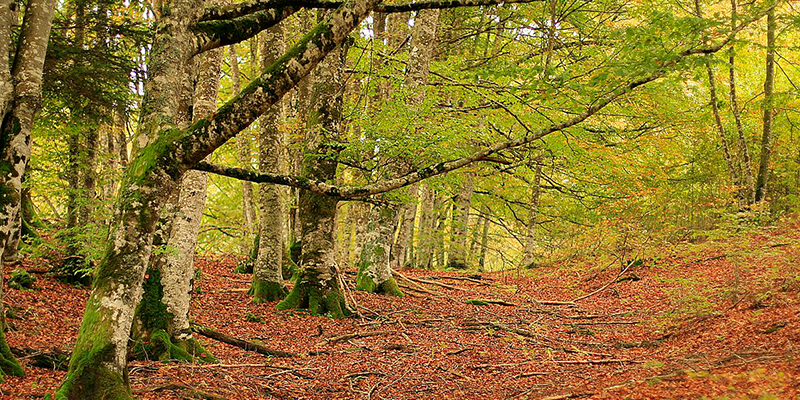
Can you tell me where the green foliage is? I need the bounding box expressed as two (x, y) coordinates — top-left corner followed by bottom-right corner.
(8, 269), (35, 290)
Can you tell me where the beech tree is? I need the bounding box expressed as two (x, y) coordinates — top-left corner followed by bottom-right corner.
(0, 0), (57, 381)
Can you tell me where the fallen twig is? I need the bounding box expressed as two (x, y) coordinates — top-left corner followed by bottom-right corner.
(191, 325), (295, 357)
(551, 359), (640, 364)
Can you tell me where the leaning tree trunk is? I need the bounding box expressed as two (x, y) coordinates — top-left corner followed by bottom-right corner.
(0, 0), (56, 381)
(278, 15), (349, 317)
(521, 162), (542, 268)
(754, 2), (776, 204)
(132, 35), (223, 362)
(251, 25), (288, 303)
(57, 0), (399, 395)
(448, 173), (474, 269)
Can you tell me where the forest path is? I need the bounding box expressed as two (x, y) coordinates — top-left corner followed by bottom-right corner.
(2, 223), (799, 399)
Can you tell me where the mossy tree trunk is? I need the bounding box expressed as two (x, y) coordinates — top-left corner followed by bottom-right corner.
(356, 205), (403, 295)
(58, 0), (382, 396)
(133, 13), (224, 363)
(0, 0), (57, 382)
(278, 14), (350, 317)
(252, 24), (288, 303)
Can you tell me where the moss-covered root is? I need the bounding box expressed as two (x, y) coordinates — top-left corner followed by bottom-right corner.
(0, 327), (24, 382)
(55, 344), (131, 400)
(355, 267), (403, 297)
(249, 280), (287, 303)
(277, 271), (349, 318)
(131, 330), (216, 363)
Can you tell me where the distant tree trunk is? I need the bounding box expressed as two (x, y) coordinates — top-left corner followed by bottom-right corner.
(728, 0), (754, 204)
(522, 162), (542, 268)
(434, 198), (449, 268)
(416, 185), (436, 268)
(448, 173), (474, 269)
(754, 2), (776, 203)
(0, 0), (57, 381)
(392, 186), (417, 269)
(693, 0), (742, 208)
(229, 44), (257, 238)
(478, 211), (489, 270)
(277, 13), (350, 317)
(251, 25), (288, 303)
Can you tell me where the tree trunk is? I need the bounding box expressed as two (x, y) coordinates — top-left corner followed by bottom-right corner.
(416, 184), (435, 268)
(133, 34), (223, 362)
(252, 25), (288, 303)
(754, 2), (776, 203)
(229, 44), (257, 239)
(522, 162), (542, 268)
(355, 205), (403, 295)
(277, 12), (350, 318)
(0, 0), (56, 382)
(448, 173), (474, 269)
(478, 211), (489, 270)
(728, 0), (754, 204)
(57, 0), (399, 395)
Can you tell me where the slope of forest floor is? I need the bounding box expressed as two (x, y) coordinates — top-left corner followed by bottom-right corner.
(2, 221), (800, 399)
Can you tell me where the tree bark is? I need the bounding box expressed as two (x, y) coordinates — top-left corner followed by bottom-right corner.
(521, 162), (542, 268)
(252, 24), (288, 303)
(277, 17), (349, 316)
(416, 184), (436, 268)
(0, 0), (57, 382)
(448, 173), (474, 268)
(754, 2), (775, 203)
(355, 205), (402, 295)
(728, 0), (754, 204)
(229, 44), (257, 238)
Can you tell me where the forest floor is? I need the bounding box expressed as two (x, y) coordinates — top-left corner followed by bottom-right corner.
(2, 222), (800, 399)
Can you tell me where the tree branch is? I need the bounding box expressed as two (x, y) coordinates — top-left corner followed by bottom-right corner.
(169, 0), (382, 172)
(190, 25), (756, 198)
(200, 0), (545, 22)
(190, 7), (298, 56)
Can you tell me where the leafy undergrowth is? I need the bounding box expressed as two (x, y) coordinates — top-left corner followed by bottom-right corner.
(2, 223), (800, 399)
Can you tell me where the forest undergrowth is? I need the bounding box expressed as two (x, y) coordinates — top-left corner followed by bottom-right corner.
(2, 220), (799, 400)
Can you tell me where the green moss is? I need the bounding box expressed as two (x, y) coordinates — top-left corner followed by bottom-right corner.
(136, 267), (172, 332)
(355, 264), (377, 293)
(131, 329), (215, 364)
(465, 299), (490, 306)
(0, 327), (24, 382)
(250, 279), (287, 303)
(277, 270), (349, 318)
(376, 278), (403, 297)
(355, 266), (403, 297)
(56, 297), (131, 399)
(56, 343), (130, 400)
